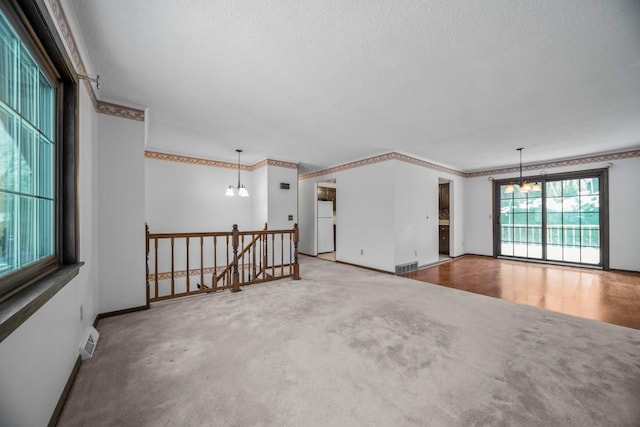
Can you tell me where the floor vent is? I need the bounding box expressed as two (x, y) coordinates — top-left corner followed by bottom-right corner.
(80, 326), (100, 360)
(395, 262), (418, 275)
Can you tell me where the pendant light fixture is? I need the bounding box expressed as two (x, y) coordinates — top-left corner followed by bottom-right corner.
(226, 149), (249, 197)
(504, 148), (540, 194)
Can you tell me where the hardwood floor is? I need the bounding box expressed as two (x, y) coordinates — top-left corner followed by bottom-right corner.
(405, 255), (640, 330)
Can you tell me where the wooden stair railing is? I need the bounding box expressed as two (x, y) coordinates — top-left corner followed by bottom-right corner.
(213, 223), (267, 288)
(146, 223), (300, 303)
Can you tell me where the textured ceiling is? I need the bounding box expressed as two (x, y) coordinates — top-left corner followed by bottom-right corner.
(67, 0), (640, 172)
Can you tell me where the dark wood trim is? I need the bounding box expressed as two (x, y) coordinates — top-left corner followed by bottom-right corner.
(96, 305), (148, 322)
(610, 268), (640, 275)
(60, 81), (79, 264)
(17, 0), (76, 78)
(335, 260), (393, 275)
(600, 168), (610, 270)
(459, 253), (494, 259)
(0, 263), (83, 343)
(47, 355), (81, 427)
(0, 0), (81, 321)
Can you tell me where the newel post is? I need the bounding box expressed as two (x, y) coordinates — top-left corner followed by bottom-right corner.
(231, 224), (241, 292)
(293, 223), (300, 280)
(145, 223), (150, 308)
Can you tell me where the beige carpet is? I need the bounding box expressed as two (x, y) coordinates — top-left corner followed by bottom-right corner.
(59, 256), (640, 426)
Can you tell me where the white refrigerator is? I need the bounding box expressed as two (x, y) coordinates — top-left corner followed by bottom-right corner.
(317, 200), (334, 253)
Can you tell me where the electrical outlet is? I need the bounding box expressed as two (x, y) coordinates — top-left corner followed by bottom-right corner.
(414, 250), (417, 256)
(80, 304), (83, 321)
(288, 215), (293, 221)
(360, 249), (364, 255)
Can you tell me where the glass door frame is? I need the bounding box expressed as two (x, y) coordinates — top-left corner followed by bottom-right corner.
(492, 167), (609, 270)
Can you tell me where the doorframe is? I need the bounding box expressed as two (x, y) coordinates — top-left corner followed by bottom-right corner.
(438, 178), (452, 256)
(315, 179), (337, 258)
(492, 167), (609, 270)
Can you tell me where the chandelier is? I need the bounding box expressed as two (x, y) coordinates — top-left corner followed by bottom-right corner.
(225, 149), (249, 197)
(504, 148), (541, 194)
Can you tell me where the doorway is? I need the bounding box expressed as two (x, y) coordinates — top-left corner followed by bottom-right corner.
(438, 179), (450, 259)
(317, 180), (336, 261)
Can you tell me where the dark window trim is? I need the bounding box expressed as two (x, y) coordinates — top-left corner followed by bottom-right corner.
(0, 0), (80, 343)
(0, 263), (82, 343)
(492, 167), (609, 270)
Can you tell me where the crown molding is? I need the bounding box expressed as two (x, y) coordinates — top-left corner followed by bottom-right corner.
(145, 150), (298, 171)
(96, 101), (145, 122)
(299, 152), (464, 180)
(250, 159), (298, 170)
(299, 148), (640, 181)
(465, 149), (640, 177)
(47, 0), (145, 121)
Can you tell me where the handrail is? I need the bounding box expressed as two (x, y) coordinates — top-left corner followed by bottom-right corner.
(146, 223), (300, 304)
(148, 228), (297, 239)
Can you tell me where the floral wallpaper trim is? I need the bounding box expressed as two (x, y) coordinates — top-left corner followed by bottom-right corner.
(300, 149), (640, 180)
(465, 149), (640, 177)
(48, 0), (145, 121)
(299, 152), (463, 180)
(145, 150), (298, 171)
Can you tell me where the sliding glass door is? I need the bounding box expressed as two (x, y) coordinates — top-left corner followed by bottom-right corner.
(494, 170), (607, 268)
(545, 177), (600, 264)
(499, 184), (542, 259)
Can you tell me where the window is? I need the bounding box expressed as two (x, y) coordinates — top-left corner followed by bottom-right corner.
(1, 10), (56, 283)
(494, 169), (608, 269)
(0, 0), (78, 309)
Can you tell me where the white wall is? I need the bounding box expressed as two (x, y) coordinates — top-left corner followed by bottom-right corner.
(338, 162), (396, 271)
(607, 157), (640, 271)
(298, 178), (317, 256)
(98, 114), (146, 313)
(251, 165), (268, 230)
(0, 84), (100, 427)
(449, 178), (465, 257)
(145, 158), (254, 233)
(463, 176), (494, 256)
(394, 160), (465, 268)
(145, 158), (298, 233)
(394, 161), (436, 267)
(267, 166), (298, 230)
(464, 157), (640, 271)
(299, 161), (397, 271)
(299, 158), (465, 272)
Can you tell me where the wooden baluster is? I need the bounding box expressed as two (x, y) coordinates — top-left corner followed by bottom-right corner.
(226, 235), (230, 287)
(293, 224), (300, 280)
(171, 237), (175, 295)
(186, 237), (190, 293)
(213, 236), (218, 291)
(289, 231), (293, 276)
(154, 237), (159, 299)
(231, 224), (241, 292)
(200, 236), (204, 289)
(252, 237), (257, 281)
(262, 229), (269, 279)
(241, 234), (245, 284)
(258, 234), (262, 277)
(271, 233), (275, 278)
(145, 224), (150, 308)
(281, 233), (284, 277)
